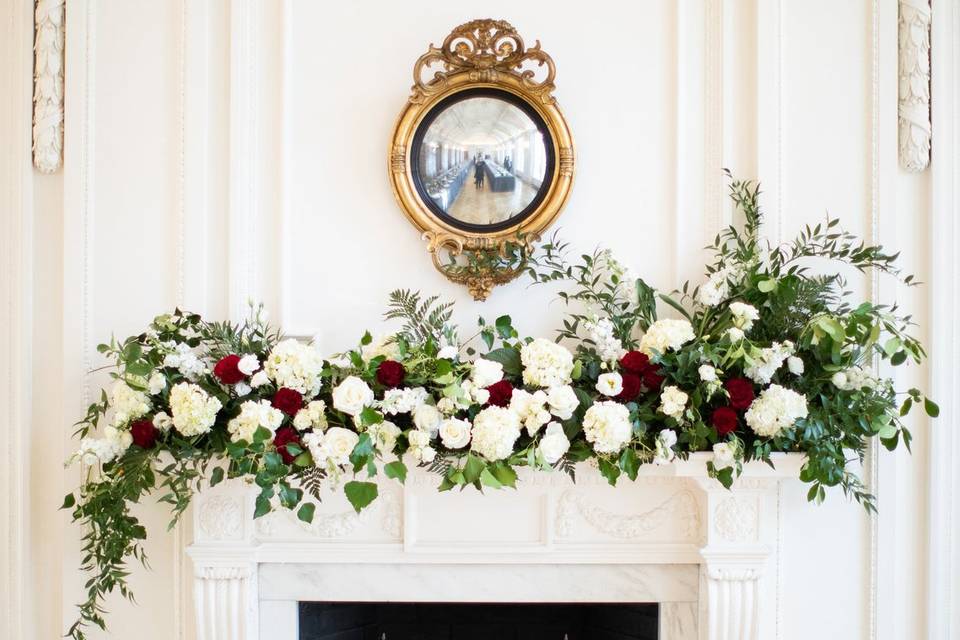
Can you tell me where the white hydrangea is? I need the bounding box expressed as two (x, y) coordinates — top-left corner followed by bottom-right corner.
(584, 317), (625, 363)
(293, 400), (328, 431)
(470, 406), (522, 461)
(546, 385), (579, 420)
(538, 422), (570, 464)
(169, 382), (221, 437)
(368, 420), (401, 454)
(110, 380), (150, 426)
(658, 385), (688, 420)
(148, 372), (166, 395)
(303, 427), (359, 468)
(152, 411), (173, 432)
(787, 356), (805, 376)
(582, 401), (632, 454)
(509, 389), (551, 436)
(380, 386), (428, 415)
(162, 342), (208, 380)
(458, 380), (490, 407)
(264, 339), (324, 396)
(471, 358), (504, 388)
(653, 428), (678, 465)
(744, 341), (794, 385)
(831, 366), (878, 391)
(413, 404), (442, 437)
(439, 417), (472, 449)
(729, 301), (760, 331)
(745, 384), (809, 437)
(596, 372), (624, 397)
(697, 269), (731, 307)
(521, 338), (575, 388)
(407, 429), (437, 464)
(238, 354), (260, 376)
(712, 441), (737, 470)
(227, 399), (284, 443)
(71, 435), (127, 467)
(361, 334), (399, 362)
(639, 319), (695, 356)
(331, 376), (374, 416)
(698, 364), (717, 382)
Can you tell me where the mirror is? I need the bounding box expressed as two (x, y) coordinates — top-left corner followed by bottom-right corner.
(412, 89), (554, 231)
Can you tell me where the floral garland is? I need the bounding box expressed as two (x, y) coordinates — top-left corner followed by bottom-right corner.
(62, 177), (937, 638)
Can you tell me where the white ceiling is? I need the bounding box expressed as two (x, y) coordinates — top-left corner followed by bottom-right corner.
(421, 97), (538, 147)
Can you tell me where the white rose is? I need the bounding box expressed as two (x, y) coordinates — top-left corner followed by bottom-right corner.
(654, 428), (678, 465)
(712, 442), (736, 470)
(250, 370), (270, 388)
(317, 427), (360, 467)
(148, 372), (166, 395)
(238, 354), (260, 375)
(413, 404), (442, 437)
(520, 338), (575, 388)
(787, 356), (804, 376)
(698, 364), (717, 382)
(537, 422), (570, 464)
(658, 385), (688, 420)
(439, 418), (472, 449)
(369, 420), (401, 454)
(332, 376), (374, 416)
(408, 429), (431, 449)
(414, 445), (437, 464)
(472, 387), (490, 405)
(471, 358), (504, 388)
(582, 401), (632, 454)
(546, 385), (579, 420)
(596, 372), (624, 397)
(470, 406), (522, 461)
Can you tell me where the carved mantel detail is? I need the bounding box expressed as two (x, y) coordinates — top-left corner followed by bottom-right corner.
(32, 0), (65, 173)
(898, 0), (931, 172)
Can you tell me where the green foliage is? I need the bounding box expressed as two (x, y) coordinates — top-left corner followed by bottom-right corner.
(385, 289), (456, 346)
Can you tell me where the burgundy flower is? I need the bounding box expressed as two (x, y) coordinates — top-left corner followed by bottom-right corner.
(724, 377), (755, 410)
(642, 368), (665, 390)
(710, 406), (739, 436)
(213, 354), (245, 384)
(271, 387), (304, 416)
(620, 351), (652, 375)
(273, 426), (301, 464)
(376, 360), (406, 388)
(130, 418), (158, 449)
(485, 380), (514, 407)
(615, 373), (642, 402)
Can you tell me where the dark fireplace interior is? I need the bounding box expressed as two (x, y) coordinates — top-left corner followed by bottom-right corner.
(298, 602), (659, 640)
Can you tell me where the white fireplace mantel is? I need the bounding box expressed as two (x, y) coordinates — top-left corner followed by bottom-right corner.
(186, 452), (805, 640)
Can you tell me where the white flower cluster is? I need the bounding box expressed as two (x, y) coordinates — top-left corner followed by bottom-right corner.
(439, 417), (471, 449)
(293, 400), (328, 431)
(582, 401), (632, 454)
(697, 268), (732, 306)
(361, 334), (400, 362)
(153, 412), (173, 432)
(712, 441), (737, 470)
(109, 380), (150, 427)
(745, 384), (808, 437)
(510, 389), (551, 436)
(227, 400), (283, 443)
(368, 420), (402, 454)
(584, 317), (625, 363)
(264, 338), (324, 396)
(380, 386), (428, 415)
(457, 380), (490, 407)
(538, 422), (570, 464)
(600, 250), (640, 302)
(653, 428), (677, 465)
(162, 342), (208, 380)
(658, 385), (688, 420)
(471, 358), (504, 388)
(407, 428), (437, 464)
(521, 338), (575, 388)
(331, 376), (374, 416)
(744, 340), (794, 384)
(639, 319), (695, 356)
(148, 372), (166, 395)
(729, 301), (760, 331)
(596, 372), (623, 397)
(169, 382), (222, 436)
(413, 404), (442, 436)
(72, 429), (131, 466)
(470, 406), (522, 461)
(546, 385), (579, 420)
(303, 427), (359, 469)
(831, 366), (878, 391)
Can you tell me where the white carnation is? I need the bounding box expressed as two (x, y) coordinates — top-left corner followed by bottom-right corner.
(303, 427), (359, 468)
(293, 400), (328, 431)
(381, 386), (428, 415)
(413, 404), (442, 437)
(234, 382), (252, 397)
(162, 342), (208, 380)
(546, 385), (579, 420)
(596, 372), (624, 397)
(368, 420), (401, 454)
(538, 422), (570, 464)
(639, 319), (695, 356)
(712, 442), (737, 470)
(227, 399), (283, 443)
(169, 382), (222, 437)
(787, 356), (804, 376)
(238, 354), (260, 375)
(470, 406), (522, 461)
(148, 372), (166, 395)
(439, 417), (472, 449)
(582, 401), (632, 454)
(658, 385), (688, 420)
(653, 429), (678, 465)
(110, 380), (150, 426)
(744, 341), (794, 385)
(264, 339), (324, 396)
(521, 338), (574, 388)
(471, 358), (504, 388)
(509, 389), (551, 436)
(250, 370), (270, 388)
(698, 364), (717, 382)
(332, 376), (374, 416)
(729, 301), (760, 331)
(745, 384), (808, 437)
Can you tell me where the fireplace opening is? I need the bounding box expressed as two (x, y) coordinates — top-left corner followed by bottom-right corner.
(298, 602), (659, 640)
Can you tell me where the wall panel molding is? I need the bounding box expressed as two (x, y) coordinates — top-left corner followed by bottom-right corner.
(898, 0), (931, 172)
(32, 0), (64, 174)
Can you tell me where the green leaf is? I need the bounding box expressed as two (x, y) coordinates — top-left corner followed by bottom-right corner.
(254, 495), (272, 519)
(480, 468), (502, 489)
(924, 397), (940, 418)
(293, 451), (313, 468)
(60, 493), (76, 510)
(343, 481), (379, 513)
(384, 460), (407, 484)
(890, 350), (907, 366)
(757, 278), (777, 293)
(263, 451), (284, 473)
(297, 502), (316, 523)
(253, 426), (273, 444)
(495, 315), (514, 339)
(350, 433), (375, 470)
(361, 331), (373, 346)
(483, 347), (522, 376)
(490, 463), (518, 488)
(883, 337), (902, 357)
(598, 457), (621, 486)
(619, 448), (640, 481)
(210, 467), (225, 487)
(462, 454), (486, 484)
(360, 407), (383, 427)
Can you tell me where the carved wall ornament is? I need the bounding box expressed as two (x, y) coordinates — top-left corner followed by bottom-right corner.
(32, 0), (65, 173)
(198, 495), (243, 541)
(898, 0), (931, 171)
(713, 496), (759, 543)
(555, 489), (701, 541)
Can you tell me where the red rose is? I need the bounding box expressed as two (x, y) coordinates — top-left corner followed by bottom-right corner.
(615, 373), (642, 402)
(711, 406), (739, 436)
(485, 380), (514, 407)
(376, 360), (406, 388)
(273, 426), (301, 464)
(620, 351), (652, 375)
(213, 354), (245, 384)
(272, 387), (303, 416)
(130, 418), (158, 449)
(724, 377), (755, 410)
(642, 368), (665, 390)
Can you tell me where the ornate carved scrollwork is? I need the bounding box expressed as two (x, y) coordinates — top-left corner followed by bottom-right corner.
(423, 231), (539, 301)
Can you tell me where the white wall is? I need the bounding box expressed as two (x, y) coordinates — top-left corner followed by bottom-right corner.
(3, 0), (958, 639)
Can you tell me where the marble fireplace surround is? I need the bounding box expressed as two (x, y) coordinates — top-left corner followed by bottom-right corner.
(187, 452), (804, 640)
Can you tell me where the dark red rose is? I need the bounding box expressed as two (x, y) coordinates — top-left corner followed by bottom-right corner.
(711, 406), (739, 436)
(724, 377), (755, 410)
(485, 380), (514, 407)
(273, 426), (301, 464)
(271, 387), (303, 416)
(615, 373), (642, 402)
(642, 368), (665, 390)
(130, 418), (158, 449)
(620, 351), (652, 375)
(213, 354), (245, 384)
(376, 360), (406, 388)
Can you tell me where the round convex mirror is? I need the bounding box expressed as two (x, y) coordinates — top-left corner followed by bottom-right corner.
(411, 88), (555, 233)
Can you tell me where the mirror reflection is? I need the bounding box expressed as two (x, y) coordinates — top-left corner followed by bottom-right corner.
(417, 96), (549, 227)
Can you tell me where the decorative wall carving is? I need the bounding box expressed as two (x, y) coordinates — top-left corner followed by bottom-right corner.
(198, 495), (243, 541)
(898, 0), (931, 171)
(713, 496), (759, 543)
(32, 0), (65, 173)
(255, 489), (401, 539)
(555, 489), (701, 541)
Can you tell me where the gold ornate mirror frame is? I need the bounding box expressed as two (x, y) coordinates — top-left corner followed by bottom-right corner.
(389, 19), (575, 300)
